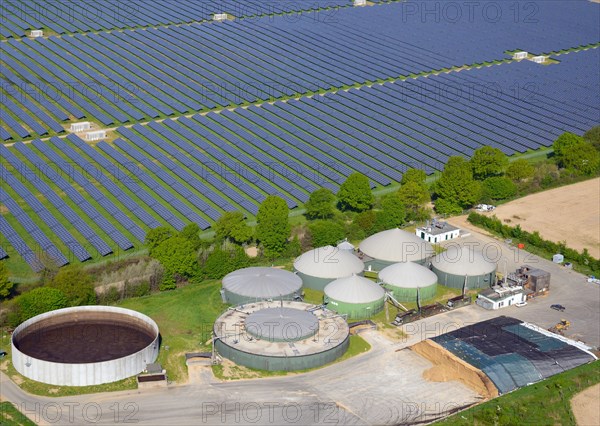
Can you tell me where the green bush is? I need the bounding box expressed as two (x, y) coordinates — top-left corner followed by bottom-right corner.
(201, 246), (252, 280)
(16, 287), (68, 323)
(482, 176), (517, 201)
(308, 220), (346, 247)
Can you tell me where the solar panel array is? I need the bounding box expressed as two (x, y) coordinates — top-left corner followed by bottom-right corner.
(2, 2), (597, 140)
(1, 1), (599, 271)
(0, 163), (91, 262)
(0, 0), (352, 38)
(0, 214), (44, 272)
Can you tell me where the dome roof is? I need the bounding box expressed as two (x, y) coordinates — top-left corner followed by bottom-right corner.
(325, 274), (385, 304)
(379, 262), (438, 288)
(245, 308), (318, 342)
(294, 246), (364, 279)
(359, 228), (434, 263)
(431, 245), (496, 275)
(337, 240), (355, 251)
(222, 267), (302, 298)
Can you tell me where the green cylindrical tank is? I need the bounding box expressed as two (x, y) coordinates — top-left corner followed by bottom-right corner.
(294, 246), (364, 291)
(359, 228), (435, 273)
(324, 275), (385, 319)
(431, 245), (497, 290)
(378, 262), (438, 302)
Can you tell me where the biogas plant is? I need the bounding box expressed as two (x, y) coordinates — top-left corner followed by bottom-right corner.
(213, 301), (349, 371)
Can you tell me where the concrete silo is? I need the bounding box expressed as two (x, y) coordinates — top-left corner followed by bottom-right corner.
(214, 301), (349, 371)
(324, 274), (385, 319)
(11, 306), (159, 386)
(359, 228), (435, 271)
(221, 267), (303, 305)
(431, 245), (497, 289)
(293, 245), (364, 290)
(378, 262), (438, 302)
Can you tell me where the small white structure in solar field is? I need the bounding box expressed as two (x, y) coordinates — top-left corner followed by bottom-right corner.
(532, 56), (547, 64)
(70, 122), (91, 132)
(513, 51), (528, 60)
(213, 13), (228, 21)
(354, 0), (367, 6)
(85, 130), (106, 141)
(30, 30), (44, 38)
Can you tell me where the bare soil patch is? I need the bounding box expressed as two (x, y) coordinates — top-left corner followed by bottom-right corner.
(452, 179), (600, 257)
(571, 383), (600, 426)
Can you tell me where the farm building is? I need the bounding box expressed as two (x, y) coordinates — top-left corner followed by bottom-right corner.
(416, 219), (460, 244)
(431, 245), (497, 289)
(378, 262), (438, 302)
(220, 267), (303, 305)
(324, 274), (385, 319)
(358, 228), (435, 271)
(214, 301), (349, 371)
(476, 286), (526, 310)
(293, 245), (364, 290)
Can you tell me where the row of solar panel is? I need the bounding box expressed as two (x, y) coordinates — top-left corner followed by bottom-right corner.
(0, 6), (463, 137)
(0, 0), (353, 37)
(0, 164), (91, 262)
(0, 214), (44, 272)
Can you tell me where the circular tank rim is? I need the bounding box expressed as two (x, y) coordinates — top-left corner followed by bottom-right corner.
(11, 305), (159, 366)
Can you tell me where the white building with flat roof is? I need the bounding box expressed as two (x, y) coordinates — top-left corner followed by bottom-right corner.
(416, 218), (460, 244)
(476, 286), (526, 310)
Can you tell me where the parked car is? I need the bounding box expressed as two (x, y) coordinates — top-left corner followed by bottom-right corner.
(551, 304), (566, 312)
(515, 301), (527, 307)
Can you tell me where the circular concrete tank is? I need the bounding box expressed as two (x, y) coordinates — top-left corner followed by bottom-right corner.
(431, 245), (497, 289)
(379, 262), (438, 302)
(294, 245), (364, 290)
(11, 306), (159, 386)
(214, 301), (349, 371)
(221, 267), (303, 305)
(359, 228), (435, 271)
(324, 274), (385, 319)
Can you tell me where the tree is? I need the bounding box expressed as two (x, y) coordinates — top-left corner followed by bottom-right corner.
(434, 198), (463, 216)
(305, 188), (336, 220)
(434, 156), (481, 214)
(308, 220), (346, 247)
(0, 262), (14, 299)
(201, 246), (251, 280)
(179, 223), (201, 250)
(583, 126), (600, 152)
(17, 287), (68, 322)
(49, 265), (96, 306)
(145, 227), (174, 255)
(374, 195), (406, 232)
(397, 180), (430, 221)
(506, 159), (534, 182)
(482, 176), (518, 201)
(256, 196), (291, 258)
(353, 210), (377, 237)
(337, 173), (374, 212)
(400, 168), (427, 185)
(151, 236), (200, 286)
(556, 139), (600, 176)
(213, 211), (253, 244)
(469, 146), (508, 180)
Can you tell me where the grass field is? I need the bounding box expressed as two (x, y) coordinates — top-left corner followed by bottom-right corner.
(0, 402), (36, 426)
(434, 360), (600, 425)
(117, 279), (227, 383)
